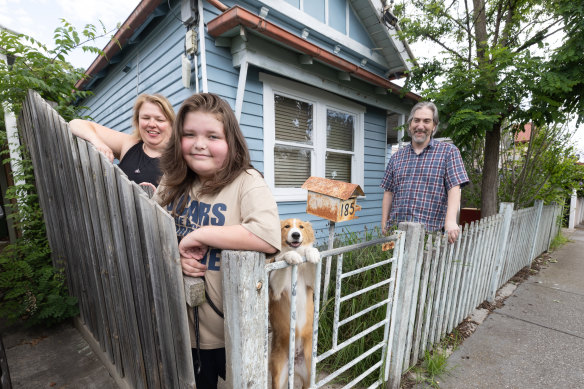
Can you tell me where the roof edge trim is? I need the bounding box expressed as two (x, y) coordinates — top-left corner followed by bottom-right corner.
(206, 6), (420, 102)
(75, 0), (163, 90)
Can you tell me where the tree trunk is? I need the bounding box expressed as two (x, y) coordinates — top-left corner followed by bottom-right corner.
(481, 124), (501, 217)
(474, 0), (500, 217)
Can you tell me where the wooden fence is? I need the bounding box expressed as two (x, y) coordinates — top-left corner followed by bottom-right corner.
(18, 90), (199, 389)
(18, 91), (562, 388)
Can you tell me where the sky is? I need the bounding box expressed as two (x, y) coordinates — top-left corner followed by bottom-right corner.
(0, 0), (140, 69)
(1, 0), (583, 156)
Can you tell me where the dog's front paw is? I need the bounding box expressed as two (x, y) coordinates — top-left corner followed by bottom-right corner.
(282, 251), (303, 265)
(305, 247), (320, 264)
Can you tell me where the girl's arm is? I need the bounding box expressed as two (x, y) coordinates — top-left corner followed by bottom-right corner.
(69, 119), (136, 162)
(180, 225), (277, 255)
(179, 225), (277, 278)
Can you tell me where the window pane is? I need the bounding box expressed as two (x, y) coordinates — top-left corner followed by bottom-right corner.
(326, 152), (351, 182)
(327, 109), (354, 151)
(275, 95), (313, 144)
(304, 0), (325, 22)
(274, 146), (311, 188)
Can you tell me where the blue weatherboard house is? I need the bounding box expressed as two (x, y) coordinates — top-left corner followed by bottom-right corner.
(76, 0), (420, 240)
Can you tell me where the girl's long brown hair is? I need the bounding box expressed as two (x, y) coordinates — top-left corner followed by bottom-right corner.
(158, 93), (252, 215)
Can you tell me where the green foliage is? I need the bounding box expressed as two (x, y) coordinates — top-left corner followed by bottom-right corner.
(0, 137), (78, 327)
(532, 1), (584, 125)
(499, 124), (584, 208)
(461, 123), (584, 209)
(394, 0), (583, 215)
(411, 349), (450, 388)
(549, 230), (570, 252)
(0, 20), (111, 326)
(0, 19), (109, 123)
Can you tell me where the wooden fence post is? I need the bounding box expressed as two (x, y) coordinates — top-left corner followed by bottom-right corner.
(222, 250), (268, 388)
(488, 202), (514, 302)
(528, 200), (544, 262)
(387, 222), (423, 389)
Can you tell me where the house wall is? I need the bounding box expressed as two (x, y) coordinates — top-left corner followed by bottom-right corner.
(80, 1), (195, 133)
(78, 0), (412, 243)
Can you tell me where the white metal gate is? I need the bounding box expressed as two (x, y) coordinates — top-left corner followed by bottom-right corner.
(264, 231), (405, 388)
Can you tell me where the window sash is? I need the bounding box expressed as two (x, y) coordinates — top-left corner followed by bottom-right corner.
(274, 145), (312, 188)
(261, 73), (365, 202)
(275, 94), (313, 145)
(326, 109), (354, 151)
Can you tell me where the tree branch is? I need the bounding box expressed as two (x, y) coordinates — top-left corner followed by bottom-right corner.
(514, 23), (564, 53)
(422, 33), (469, 63)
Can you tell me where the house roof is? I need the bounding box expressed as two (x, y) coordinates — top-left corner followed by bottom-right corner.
(351, 0), (417, 77)
(75, 0), (164, 90)
(76, 0), (420, 101)
(206, 5), (420, 101)
(515, 123), (532, 143)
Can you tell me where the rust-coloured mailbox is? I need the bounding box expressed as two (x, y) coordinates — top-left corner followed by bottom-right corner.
(301, 176), (364, 222)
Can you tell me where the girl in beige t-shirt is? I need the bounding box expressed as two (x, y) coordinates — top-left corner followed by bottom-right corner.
(156, 93), (280, 388)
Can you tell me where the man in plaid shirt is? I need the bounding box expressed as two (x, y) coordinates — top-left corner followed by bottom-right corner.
(380, 102), (469, 243)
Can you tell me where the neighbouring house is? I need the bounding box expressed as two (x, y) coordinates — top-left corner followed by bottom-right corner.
(75, 0), (421, 240)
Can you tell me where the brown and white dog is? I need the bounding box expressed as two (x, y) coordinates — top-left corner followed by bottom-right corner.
(269, 219), (321, 389)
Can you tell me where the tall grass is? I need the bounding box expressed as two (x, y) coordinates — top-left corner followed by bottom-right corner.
(549, 230), (570, 251)
(315, 227), (396, 386)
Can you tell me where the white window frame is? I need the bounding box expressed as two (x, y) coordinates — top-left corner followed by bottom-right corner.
(261, 73), (365, 202)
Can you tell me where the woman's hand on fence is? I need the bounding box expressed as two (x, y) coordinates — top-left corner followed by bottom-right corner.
(95, 141), (115, 163)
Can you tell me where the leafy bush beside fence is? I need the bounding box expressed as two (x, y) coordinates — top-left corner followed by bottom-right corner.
(0, 140), (78, 326)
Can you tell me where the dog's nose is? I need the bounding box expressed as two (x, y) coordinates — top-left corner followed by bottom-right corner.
(291, 232), (300, 240)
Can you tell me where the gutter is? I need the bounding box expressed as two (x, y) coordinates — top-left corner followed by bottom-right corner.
(206, 6), (420, 101)
(75, 0), (163, 90)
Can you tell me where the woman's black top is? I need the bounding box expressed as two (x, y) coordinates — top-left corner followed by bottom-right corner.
(118, 141), (162, 186)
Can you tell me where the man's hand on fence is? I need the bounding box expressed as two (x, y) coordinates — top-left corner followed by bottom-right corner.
(445, 220), (460, 244)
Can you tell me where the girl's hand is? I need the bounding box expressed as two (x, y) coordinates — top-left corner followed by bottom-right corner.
(179, 230), (209, 276)
(180, 256), (207, 277)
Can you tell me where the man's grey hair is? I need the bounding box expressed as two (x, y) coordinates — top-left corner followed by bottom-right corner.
(407, 101), (439, 135)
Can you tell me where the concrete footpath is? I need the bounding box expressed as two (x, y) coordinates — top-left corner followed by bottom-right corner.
(1, 319), (117, 388)
(435, 225), (584, 388)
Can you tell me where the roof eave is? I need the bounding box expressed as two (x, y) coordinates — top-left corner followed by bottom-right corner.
(207, 6), (421, 102)
(75, 0), (163, 90)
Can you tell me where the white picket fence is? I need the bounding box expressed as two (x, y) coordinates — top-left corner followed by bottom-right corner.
(222, 200), (562, 388)
(382, 200), (561, 388)
(570, 195), (584, 228)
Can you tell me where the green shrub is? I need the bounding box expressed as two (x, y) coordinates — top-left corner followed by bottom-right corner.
(0, 141), (78, 327)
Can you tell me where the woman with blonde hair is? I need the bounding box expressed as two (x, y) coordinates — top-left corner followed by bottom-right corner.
(69, 93), (175, 187)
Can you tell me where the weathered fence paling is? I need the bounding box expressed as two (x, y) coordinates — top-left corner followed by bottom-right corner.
(19, 91), (198, 389)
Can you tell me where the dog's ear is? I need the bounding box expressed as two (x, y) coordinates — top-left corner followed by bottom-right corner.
(303, 220), (315, 240)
